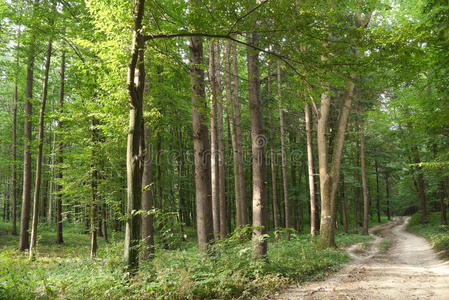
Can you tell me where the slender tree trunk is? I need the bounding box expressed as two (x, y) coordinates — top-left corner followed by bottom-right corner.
(305, 104), (317, 238)
(232, 41), (247, 226)
(341, 174), (348, 234)
(90, 117), (99, 259)
(11, 28), (21, 236)
(48, 130), (56, 225)
(267, 62), (279, 237)
(189, 36), (214, 254)
(19, 30), (36, 251)
(56, 46), (65, 245)
(375, 160), (381, 223)
(102, 202), (108, 242)
(247, 31), (268, 259)
(209, 42), (220, 237)
(124, 0), (145, 272)
(141, 127), (154, 260)
(360, 126), (369, 235)
(384, 173), (391, 220)
(215, 43), (227, 239)
(224, 41), (240, 228)
(277, 61), (290, 241)
(29, 38), (52, 259)
(354, 139), (360, 233)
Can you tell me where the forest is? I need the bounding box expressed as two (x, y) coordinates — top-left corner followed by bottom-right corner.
(0, 0), (448, 299)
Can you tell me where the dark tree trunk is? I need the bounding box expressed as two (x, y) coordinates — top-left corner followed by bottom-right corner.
(384, 173), (391, 220)
(124, 0), (145, 272)
(56, 46), (65, 245)
(267, 62), (279, 238)
(19, 31), (36, 252)
(29, 38), (52, 259)
(375, 160), (381, 223)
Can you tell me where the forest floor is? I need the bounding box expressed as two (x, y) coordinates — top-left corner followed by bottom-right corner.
(272, 216), (449, 300)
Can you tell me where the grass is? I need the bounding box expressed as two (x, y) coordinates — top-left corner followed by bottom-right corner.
(0, 221), (372, 299)
(378, 239), (392, 253)
(407, 212), (449, 258)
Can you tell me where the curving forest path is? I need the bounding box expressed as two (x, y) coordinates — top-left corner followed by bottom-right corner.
(273, 217), (449, 300)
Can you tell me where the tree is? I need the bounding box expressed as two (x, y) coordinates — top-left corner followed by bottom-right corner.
(190, 36), (214, 254)
(29, 38), (53, 259)
(247, 30), (267, 259)
(124, 0), (145, 272)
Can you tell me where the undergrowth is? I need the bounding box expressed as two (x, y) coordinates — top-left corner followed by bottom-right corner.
(0, 222), (371, 299)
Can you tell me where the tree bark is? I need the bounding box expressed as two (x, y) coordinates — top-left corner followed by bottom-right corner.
(124, 0), (145, 272)
(29, 38), (52, 259)
(19, 30), (36, 251)
(209, 42), (220, 237)
(305, 104), (317, 238)
(90, 117), (98, 259)
(267, 61), (279, 237)
(360, 125), (369, 235)
(11, 27), (21, 236)
(141, 127), (154, 260)
(375, 160), (381, 223)
(215, 43), (227, 239)
(277, 60), (290, 240)
(55, 46), (65, 245)
(231, 41), (247, 226)
(48, 130), (56, 225)
(189, 36), (214, 254)
(247, 31), (268, 259)
(384, 173), (391, 220)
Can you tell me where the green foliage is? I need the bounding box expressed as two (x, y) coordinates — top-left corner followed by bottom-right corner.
(0, 223), (370, 299)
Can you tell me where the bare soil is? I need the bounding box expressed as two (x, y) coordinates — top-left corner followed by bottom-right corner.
(272, 217), (449, 300)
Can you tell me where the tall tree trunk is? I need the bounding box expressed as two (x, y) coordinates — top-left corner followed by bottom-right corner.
(277, 61), (290, 241)
(11, 27), (21, 236)
(19, 30), (36, 252)
(412, 146), (427, 224)
(375, 160), (381, 223)
(215, 43), (227, 239)
(232, 41), (247, 226)
(29, 38), (52, 259)
(247, 31), (268, 259)
(141, 127), (154, 260)
(305, 104), (317, 238)
(47, 130), (56, 225)
(209, 42), (220, 237)
(267, 61), (279, 237)
(189, 36), (214, 254)
(124, 0), (145, 272)
(360, 126), (369, 235)
(56, 46), (65, 245)
(353, 138), (360, 233)
(90, 118), (98, 259)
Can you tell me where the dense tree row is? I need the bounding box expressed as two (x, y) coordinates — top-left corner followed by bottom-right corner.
(0, 0), (447, 273)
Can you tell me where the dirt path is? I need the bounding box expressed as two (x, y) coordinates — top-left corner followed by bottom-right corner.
(273, 217), (449, 300)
